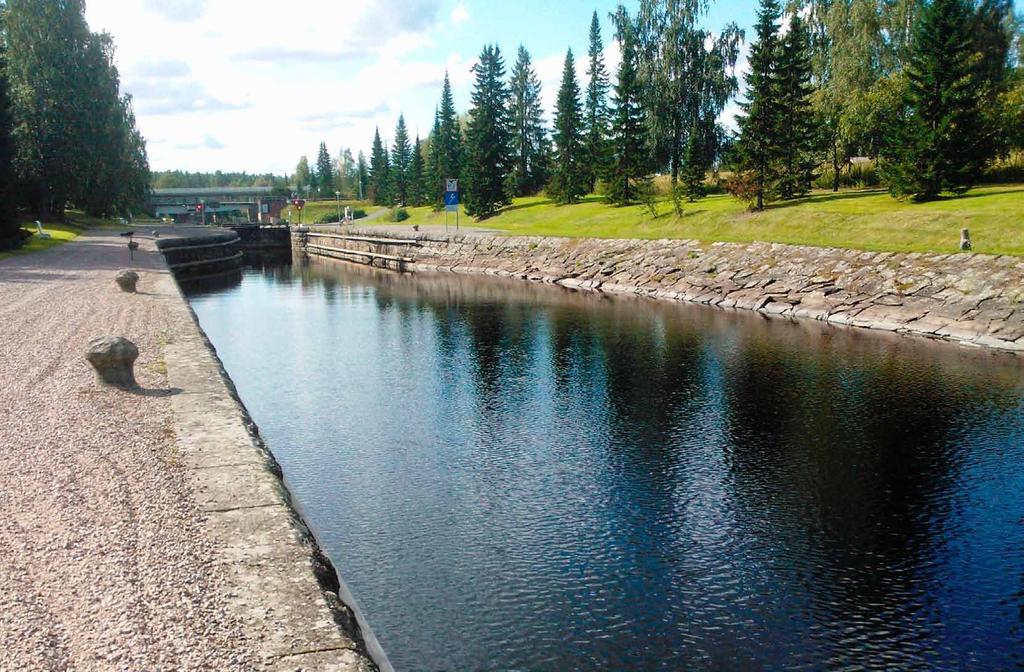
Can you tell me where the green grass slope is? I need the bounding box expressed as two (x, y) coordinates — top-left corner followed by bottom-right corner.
(379, 184), (1024, 256)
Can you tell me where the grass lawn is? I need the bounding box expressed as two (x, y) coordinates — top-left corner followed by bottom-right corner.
(280, 198), (379, 224)
(0, 218), (85, 260)
(379, 184), (1024, 256)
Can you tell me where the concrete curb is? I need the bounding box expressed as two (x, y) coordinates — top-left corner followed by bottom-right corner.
(151, 253), (382, 671)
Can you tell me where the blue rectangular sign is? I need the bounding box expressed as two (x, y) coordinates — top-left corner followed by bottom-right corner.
(444, 190), (459, 211)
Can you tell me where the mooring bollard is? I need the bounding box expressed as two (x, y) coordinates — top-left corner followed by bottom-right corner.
(960, 228), (972, 251)
(115, 269), (139, 293)
(85, 336), (139, 389)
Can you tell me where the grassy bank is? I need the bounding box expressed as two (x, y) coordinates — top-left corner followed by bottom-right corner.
(280, 198), (378, 224)
(375, 184), (1024, 256)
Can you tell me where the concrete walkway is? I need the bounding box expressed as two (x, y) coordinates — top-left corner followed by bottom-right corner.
(0, 230), (377, 670)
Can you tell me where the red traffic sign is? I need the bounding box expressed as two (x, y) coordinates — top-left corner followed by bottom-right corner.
(196, 203), (204, 212)
(292, 198), (306, 210)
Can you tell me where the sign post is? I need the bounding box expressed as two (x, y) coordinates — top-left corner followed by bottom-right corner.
(444, 179), (459, 233)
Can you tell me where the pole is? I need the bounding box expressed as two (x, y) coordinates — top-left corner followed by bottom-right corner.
(336, 191), (341, 224)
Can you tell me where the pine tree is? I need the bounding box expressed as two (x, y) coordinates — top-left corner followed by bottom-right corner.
(391, 114), (412, 205)
(879, 0), (993, 200)
(410, 134), (427, 207)
(368, 128), (390, 205)
(584, 11), (612, 192)
(549, 49), (588, 204)
(607, 11), (649, 206)
(681, 126), (706, 202)
(735, 0), (783, 211)
(775, 14), (817, 200)
(507, 46), (549, 197)
(316, 141), (333, 197)
(464, 45), (512, 218)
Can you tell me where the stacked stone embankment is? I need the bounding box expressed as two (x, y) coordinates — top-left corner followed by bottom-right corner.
(297, 228), (1024, 353)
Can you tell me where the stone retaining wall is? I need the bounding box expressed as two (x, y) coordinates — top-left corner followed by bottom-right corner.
(298, 228), (1024, 353)
(156, 231), (243, 276)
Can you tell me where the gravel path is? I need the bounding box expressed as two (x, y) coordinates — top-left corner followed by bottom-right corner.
(0, 230), (260, 670)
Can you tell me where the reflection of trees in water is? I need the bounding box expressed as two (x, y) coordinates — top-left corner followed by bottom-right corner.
(717, 332), (1021, 662)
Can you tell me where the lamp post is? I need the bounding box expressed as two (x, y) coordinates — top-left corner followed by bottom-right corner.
(335, 190), (341, 224)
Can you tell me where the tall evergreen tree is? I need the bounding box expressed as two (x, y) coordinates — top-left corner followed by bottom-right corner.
(735, 0), (783, 211)
(410, 134), (427, 207)
(879, 0), (993, 199)
(391, 114), (412, 205)
(434, 73), (464, 206)
(549, 49), (588, 204)
(464, 45), (513, 218)
(607, 8), (649, 206)
(775, 14), (817, 200)
(356, 150), (369, 201)
(427, 108), (444, 208)
(316, 141), (333, 197)
(680, 125), (706, 202)
(507, 45), (549, 197)
(584, 11), (612, 192)
(368, 127), (391, 205)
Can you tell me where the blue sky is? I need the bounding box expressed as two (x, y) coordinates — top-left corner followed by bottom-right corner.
(84, 0), (1014, 175)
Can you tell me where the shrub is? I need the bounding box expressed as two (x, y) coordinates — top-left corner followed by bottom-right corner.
(352, 208), (367, 219)
(724, 171), (761, 206)
(391, 207), (409, 222)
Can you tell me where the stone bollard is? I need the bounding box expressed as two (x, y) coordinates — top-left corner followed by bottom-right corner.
(85, 336), (139, 389)
(960, 228), (972, 251)
(115, 269), (139, 293)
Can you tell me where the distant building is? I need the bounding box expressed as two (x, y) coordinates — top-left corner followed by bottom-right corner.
(149, 186), (275, 223)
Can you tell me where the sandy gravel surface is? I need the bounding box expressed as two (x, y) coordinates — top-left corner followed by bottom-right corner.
(0, 231), (260, 670)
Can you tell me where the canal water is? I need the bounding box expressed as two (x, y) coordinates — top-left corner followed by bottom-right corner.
(183, 255), (1024, 671)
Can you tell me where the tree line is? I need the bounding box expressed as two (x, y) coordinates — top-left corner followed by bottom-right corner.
(0, 0), (151, 250)
(735, 0), (1021, 206)
(299, 0), (1020, 220)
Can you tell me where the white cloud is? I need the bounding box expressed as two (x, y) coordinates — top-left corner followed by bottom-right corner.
(451, 2), (470, 24)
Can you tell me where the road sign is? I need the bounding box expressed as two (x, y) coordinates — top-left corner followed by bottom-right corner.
(446, 178), (458, 193)
(444, 190), (459, 212)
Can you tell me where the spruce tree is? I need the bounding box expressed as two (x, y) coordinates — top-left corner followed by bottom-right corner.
(410, 134), (427, 207)
(879, 0), (992, 199)
(316, 141), (333, 197)
(464, 45), (512, 218)
(508, 46), (549, 197)
(356, 151), (368, 201)
(584, 11), (612, 193)
(391, 114), (412, 205)
(368, 128), (390, 205)
(436, 73), (463, 206)
(775, 14), (817, 200)
(735, 0), (783, 211)
(427, 109), (443, 208)
(681, 126), (706, 202)
(607, 12), (648, 206)
(550, 49), (588, 205)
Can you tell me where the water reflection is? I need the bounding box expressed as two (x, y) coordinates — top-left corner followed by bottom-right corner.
(185, 255), (1024, 671)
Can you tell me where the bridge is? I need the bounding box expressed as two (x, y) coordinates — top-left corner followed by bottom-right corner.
(149, 186), (285, 224)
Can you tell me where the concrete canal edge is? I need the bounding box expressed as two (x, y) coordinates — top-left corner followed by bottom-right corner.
(151, 250), (386, 671)
(295, 228), (1024, 354)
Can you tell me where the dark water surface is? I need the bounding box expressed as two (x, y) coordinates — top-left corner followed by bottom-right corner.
(184, 255), (1024, 671)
